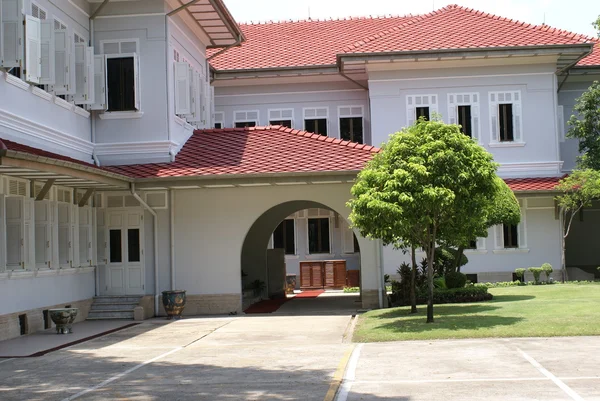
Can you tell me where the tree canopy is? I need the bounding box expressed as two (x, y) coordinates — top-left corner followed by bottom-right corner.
(348, 119), (504, 322)
(567, 81), (600, 170)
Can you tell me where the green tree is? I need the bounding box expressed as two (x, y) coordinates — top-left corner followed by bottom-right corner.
(593, 15), (600, 36)
(556, 169), (600, 281)
(567, 81), (600, 170)
(348, 119), (499, 323)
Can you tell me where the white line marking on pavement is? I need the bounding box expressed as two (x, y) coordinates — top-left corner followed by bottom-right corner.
(61, 346), (183, 401)
(354, 376), (600, 385)
(0, 358), (13, 365)
(335, 343), (363, 401)
(518, 348), (585, 401)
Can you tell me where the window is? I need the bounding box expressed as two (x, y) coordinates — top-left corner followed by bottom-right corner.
(273, 219), (295, 255)
(214, 123), (222, 129)
(214, 112), (224, 129)
(339, 106), (364, 143)
(269, 109), (293, 128)
(503, 224), (518, 248)
(109, 229), (122, 263)
(128, 229), (140, 262)
(406, 95), (437, 126)
(466, 239), (478, 250)
(490, 91), (522, 143)
(106, 57), (136, 111)
(234, 110), (258, 127)
(304, 107), (328, 136)
(308, 218), (330, 254)
(448, 93), (480, 140)
(31, 3), (47, 20)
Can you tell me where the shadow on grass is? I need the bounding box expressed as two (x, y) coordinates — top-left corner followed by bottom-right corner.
(490, 294), (536, 303)
(375, 314), (524, 334)
(375, 304), (500, 319)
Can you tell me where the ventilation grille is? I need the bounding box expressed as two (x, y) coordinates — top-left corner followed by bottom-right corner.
(103, 40), (138, 55)
(234, 111), (258, 122)
(8, 180), (27, 196)
(54, 19), (67, 30)
(339, 106), (362, 117)
(269, 109), (293, 120)
(74, 33), (86, 44)
(32, 3), (47, 20)
(56, 188), (72, 203)
(305, 108), (328, 119)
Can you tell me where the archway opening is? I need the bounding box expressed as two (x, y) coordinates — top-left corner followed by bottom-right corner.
(241, 200), (362, 314)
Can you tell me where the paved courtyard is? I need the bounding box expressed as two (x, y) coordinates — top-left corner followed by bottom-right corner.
(0, 295), (598, 400)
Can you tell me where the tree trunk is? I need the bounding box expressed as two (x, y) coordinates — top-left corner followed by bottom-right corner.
(454, 246), (465, 273)
(410, 245), (417, 314)
(426, 230), (435, 323)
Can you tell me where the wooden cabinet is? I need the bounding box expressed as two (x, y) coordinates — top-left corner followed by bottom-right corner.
(300, 260), (346, 289)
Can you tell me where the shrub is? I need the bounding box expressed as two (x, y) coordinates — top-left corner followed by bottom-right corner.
(434, 276), (447, 289)
(515, 268), (526, 282)
(474, 281), (522, 288)
(528, 267), (544, 285)
(343, 287), (360, 293)
(417, 286), (492, 304)
(541, 263), (553, 281)
(445, 271), (467, 289)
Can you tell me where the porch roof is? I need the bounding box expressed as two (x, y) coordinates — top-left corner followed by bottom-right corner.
(106, 126), (379, 180)
(0, 138), (131, 190)
(504, 176), (563, 193)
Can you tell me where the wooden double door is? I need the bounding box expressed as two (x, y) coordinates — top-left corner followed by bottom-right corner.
(300, 260), (346, 289)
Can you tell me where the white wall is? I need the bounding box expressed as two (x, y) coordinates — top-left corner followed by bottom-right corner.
(369, 64), (562, 178)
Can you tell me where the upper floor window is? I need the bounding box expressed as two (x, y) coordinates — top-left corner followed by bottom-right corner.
(234, 110), (259, 128)
(489, 91), (522, 144)
(106, 56), (137, 112)
(339, 106), (364, 144)
(273, 219), (295, 255)
(269, 109), (293, 128)
(213, 112), (224, 129)
(31, 2), (47, 20)
(304, 107), (328, 135)
(448, 93), (480, 141)
(495, 199), (526, 250)
(406, 95), (438, 126)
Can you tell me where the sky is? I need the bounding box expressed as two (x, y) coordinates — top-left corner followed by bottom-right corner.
(222, 0), (599, 38)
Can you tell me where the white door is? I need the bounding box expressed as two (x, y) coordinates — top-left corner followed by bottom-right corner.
(106, 211), (144, 295)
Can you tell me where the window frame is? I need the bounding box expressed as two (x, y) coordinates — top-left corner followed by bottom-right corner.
(303, 107), (329, 135)
(406, 94), (438, 126)
(489, 91), (524, 146)
(31, 2), (48, 20)
(268, 108), (294, 128)
(307, 217), (332, 255)
(338, 105), (364, 143)
(272, 218), (296, 256)
(104, 52), (140, 113)
(233, 110), (259, 127)
(493, 199), (528, 252)
(447, 92), (481, 143)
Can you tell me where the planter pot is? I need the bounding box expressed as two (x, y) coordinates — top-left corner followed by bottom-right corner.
(162, 290), (186, 319)
(48, 308), (78, 334)
(285, 274), (297, 294)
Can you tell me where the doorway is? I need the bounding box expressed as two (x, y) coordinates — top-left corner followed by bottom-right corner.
(105, 210), (145, 295)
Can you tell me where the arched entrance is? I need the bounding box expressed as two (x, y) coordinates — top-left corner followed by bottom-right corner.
(241, 200), (374, 313)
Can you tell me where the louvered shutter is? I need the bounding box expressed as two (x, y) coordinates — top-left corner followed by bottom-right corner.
(471, 104), (480, 141)
(210, 85), (215, 127)
(23, 197), (35, 270)
(6, 197), (23, 269)
(52, 29), (69, 94)
(90, 54), (107, 110)
(513, 93), (522, 142)
(406, 96), (415, 126)
(34, 201), (50, 269)
(203, 80), (210, 125)
(58, 203), (72, 268)
(174, 62), (190, 115)
(0, 0), (23, 69)
(557, 105), (565, 142)
(50, 201), (59, 268)
(74, 43), (85, 102)
(39, 19), (54, 84)
(490, 95), (499, 142)
(24, 15), (41, 83)
(133, 53), (140, 110)
(96, 209), (106, 267)
(324, 262), (335, 288)
(494, 225), (504, 249)
(447, 94), (457, 125)
(0, 195), (5, 270)
(71, 204), (79, 268)
(333, 261), (346, 288)
(476, 237), (485, 251)
(429, 95), (438, 116)
(79, 206), (92, 266)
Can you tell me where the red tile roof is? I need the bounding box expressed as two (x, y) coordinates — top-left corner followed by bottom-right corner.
(207, 15), (413, 70)
(577, 42), (600, 66)
(105, 126), (379, 179)
(0, 138), (96, 167)
(504, 176), (563, 192)
(209, 5), (594, 71)
(343, 5), (593, 55)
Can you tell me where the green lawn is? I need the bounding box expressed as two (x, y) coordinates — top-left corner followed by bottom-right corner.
(353, 283), (600, 342)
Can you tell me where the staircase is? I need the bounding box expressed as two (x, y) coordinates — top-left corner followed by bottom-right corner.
(87, 296), (143, 320)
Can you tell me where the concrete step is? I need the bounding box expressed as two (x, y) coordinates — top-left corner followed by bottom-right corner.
(87, 310), (134, 320)
(91, 303), (139, 311)
(93, 296), (142, 304)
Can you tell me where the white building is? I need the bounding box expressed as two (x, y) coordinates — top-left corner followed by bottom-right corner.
(0, 1), (598, 342)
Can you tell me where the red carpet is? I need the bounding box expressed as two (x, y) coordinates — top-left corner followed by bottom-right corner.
(243, 297), (289, 314)
(294, 289), (325, 299)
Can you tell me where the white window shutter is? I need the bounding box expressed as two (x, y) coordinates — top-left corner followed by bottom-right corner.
(447, 95), (457, 125)
(23, 197), (35, 270)
(133, 53), (140, 110)
(84, 47), (95, 103)
(210, 85), (215, 127)
(430, 95), (438, 116)
(557, 105), (565, 142)
(52, 29), (69, 94)
(174, 62), (190, 115)
(73, 43), (85, 102)
(90, 54), (107, 110)
(494, 225), (504, 249)
(6, 197), (23, 269)
(518, 200), (526, 248)
(513, 99), (522, 142)
(476, 237), (485, 251)
(406, 105), (415, 127)
(203, 80), (210, 125)
(0, 195), (5, 270)
(51, 201), (59, 268)
(39, 19), (54, 84)
(66, 33), (76, 94)
(490, 102), (499, 142)
(24, 15), (41, 84)
(0, 0), (23, 69)
(471, 104), (480, 141)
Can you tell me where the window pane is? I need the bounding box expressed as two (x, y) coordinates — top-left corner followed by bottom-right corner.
(503, 224), (518, 248)
(416, 107), (430, 121)
(109, 229), (122, 263)
(340, 117), (363, 144)
(214, 123), (222, 129)
(499, 104), (514, 142)
(319, 218), (330, 253)
(128, 229), (141, 262)
(467, 239), (477, 249)
(273, 222), (284, 250)
(235, 121), (256, 128)
(305, 119), (327, 135)
(353, 233), (360, 253)
(269, 120), (292, 128)
(284, 220), (295, 255)
(458, 105), (472, 137)
(309, 218), (330, 254)
(107, 57), (135, 112)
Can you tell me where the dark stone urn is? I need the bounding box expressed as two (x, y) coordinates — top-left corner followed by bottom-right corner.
(285, 274), (297, 295)
(162, 290), (186, 319)
(48, 308), (78, 334)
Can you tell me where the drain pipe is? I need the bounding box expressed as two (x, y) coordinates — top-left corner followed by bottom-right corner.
(130, 183), (160, 316)
(170, 189), (176, 290)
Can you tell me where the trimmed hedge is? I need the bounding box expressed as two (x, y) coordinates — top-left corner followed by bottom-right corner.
(389, 286), (492, 306)
(445, 272), (467, 289)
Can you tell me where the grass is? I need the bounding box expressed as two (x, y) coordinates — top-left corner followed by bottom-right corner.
(353, 283), (600, 342)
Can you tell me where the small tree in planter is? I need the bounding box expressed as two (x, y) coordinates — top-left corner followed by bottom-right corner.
(515, 268), (526, 283)
(528, 267), (544, 285)
(541, 263), (553, 282)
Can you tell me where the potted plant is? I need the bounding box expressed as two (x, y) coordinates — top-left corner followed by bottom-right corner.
(162, 290), (187, 319)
